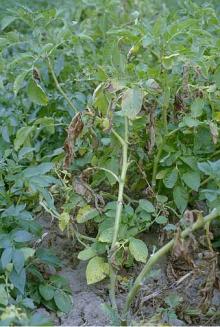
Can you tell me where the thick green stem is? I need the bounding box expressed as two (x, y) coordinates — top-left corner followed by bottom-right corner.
(122, 208), (220, 319)
(111, 117), (128, 250)
(109, 117), (129, 310)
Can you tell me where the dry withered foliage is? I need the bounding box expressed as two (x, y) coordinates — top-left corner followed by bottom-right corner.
(63, 112), (84, 169)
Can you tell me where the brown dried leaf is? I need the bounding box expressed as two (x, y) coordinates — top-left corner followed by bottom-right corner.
(209, 121), (219, 144)
(63, 113), (84, 169)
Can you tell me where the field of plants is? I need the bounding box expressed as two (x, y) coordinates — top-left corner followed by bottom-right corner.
(1, 0), (220, 325)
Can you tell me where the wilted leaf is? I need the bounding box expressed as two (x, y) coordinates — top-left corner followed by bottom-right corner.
(121, 88), (144, 120)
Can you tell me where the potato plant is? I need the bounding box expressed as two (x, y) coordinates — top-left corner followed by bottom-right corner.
(0, 0), (220, 325)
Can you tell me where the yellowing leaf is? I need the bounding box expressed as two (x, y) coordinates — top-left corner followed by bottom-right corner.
(86, 256), (109, 285)
(59, 212), (70, 232)
(76, 205), (99, 224)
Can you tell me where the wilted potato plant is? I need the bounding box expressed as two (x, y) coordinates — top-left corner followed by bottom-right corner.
(0, 0), (220, 325)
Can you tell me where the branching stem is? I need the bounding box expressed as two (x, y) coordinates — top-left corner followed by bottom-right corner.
(121, 208), (220, 319)
(109, 117), (129, 311)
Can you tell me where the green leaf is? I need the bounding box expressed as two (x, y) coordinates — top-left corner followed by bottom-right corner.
(121, 88), (144, 120)
(27, 78), (48, 105)
(98, 227), (114, 243)
(1, 247), (12, 269)
(214, 65), (220, 88)
(34, 117), (55, 134)
(191, 98), (204, 118)
(0, 285), (8, 306)
(76, 205), (99, 224)
(20, 247), (35, 261)
(139, 199), (155, 213)
(155, 215), (168, 224)
(36, 249), (61, 268)
(78, 247), (96, 261)
(23, 163), (54, 178)
(13, 230), (33, 243)
(14, 126), (34, 151)
(9, 268), (26, 294)
(86, 256), (109, 285)
(54, 290), (72, 313)
(163, 168), (178, 189)
(13, 70), (29, 95)
(173, 185), (188, 213)
(129, 238), (148, 263)
(182, 171), (200, 191)
(39, 284), (55, 301)
(1, 16), (16, 30)
(13, 249), (25, 274)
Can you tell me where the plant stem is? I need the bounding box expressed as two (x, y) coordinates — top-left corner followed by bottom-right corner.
(109, 117), (129, 311)
(47, 56), (77, 114)
(122, 208), (220, 319)
(111, 117), (128, 249)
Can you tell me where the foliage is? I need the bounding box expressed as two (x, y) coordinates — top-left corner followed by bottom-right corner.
(0, 0), (220, 325)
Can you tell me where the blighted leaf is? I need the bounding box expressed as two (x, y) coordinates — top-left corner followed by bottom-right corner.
(173, 185), (188, 213)
(54, 289), (72, 313)
(182, 171), (200, 191)
(63, 113), (83, 169)
(129, 238), (148, 263)
(145, 79), (161, 92)
(39, 284), (55, 301)
(76, 205), (99, 224)
(59, 212), (70, 232)
(78, 247), (96, 261)
(163, 168), (178, 189)
(86, 256), (109, 285)
(121, 88), (144, 120)
(14, 126), (34, 151)
(209, 122), (218, 144)
(139, 199), (155, 213)
(27, 78), (48, 105)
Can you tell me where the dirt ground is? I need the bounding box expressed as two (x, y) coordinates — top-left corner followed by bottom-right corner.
(38, 215), (220, 326)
